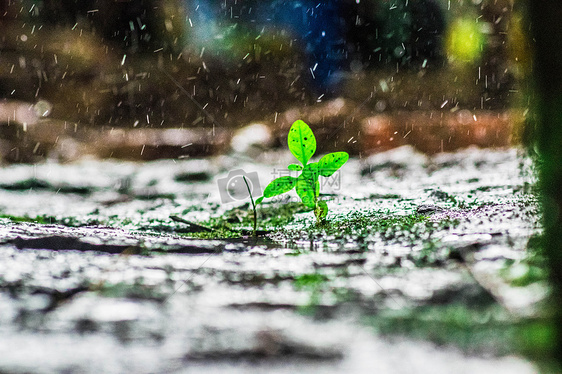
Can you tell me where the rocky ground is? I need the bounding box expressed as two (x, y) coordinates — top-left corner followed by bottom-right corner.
(0, 146), (546, 373)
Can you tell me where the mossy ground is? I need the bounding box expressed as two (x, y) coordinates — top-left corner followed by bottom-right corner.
(0, 191), (548, 362)
(0, 149), (549, 371)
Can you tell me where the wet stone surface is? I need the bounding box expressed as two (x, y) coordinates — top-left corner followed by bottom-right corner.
(0, 146), (543, 373)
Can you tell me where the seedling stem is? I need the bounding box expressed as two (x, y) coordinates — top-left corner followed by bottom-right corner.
(243, 176), (258, 237)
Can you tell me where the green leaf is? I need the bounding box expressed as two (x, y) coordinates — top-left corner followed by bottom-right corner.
(263, 176), (297, 198)
(288, 120), (316, 165)
(255, 196), (264, 205)
(296, 173), (316, 208)
(318, 152), (349, 177)
(288, 164), (303, 171)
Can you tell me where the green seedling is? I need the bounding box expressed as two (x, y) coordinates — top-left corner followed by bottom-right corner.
(243, 176), (258, 237)
(256, 120), (349, 224)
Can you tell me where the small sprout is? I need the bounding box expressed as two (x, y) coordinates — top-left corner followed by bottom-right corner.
(257, 120), (349, 224)
(242, 176), (258, 237)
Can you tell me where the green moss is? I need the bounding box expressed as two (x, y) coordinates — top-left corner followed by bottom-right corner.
(39, 215), (105, 227)
(517, 319), (557, 359)
(172, 201), (309, 239)
(368, 303), (520, 355)
(135, 193), (176, 200)
(408, 240), (449, 266)
(0, 212), (110, 228)
(285, 250), (304, 256)
(0, 214), (55, 224)
(316, 211), (430, 237)
(222, 201), (310, 228)
(367, 193), (402, 199)
(182, 227), (242, 239)
(0, 178), (51, 191)
(293, 273), (329, 290)
(0, 179), (93, 195)
(367, 302), (560, 362)
(508, 264), (548, 287)
(278, 210), (457, 242)
(428, 188), (479, 209)
(54, 185), (93, 195)
(501, 234), (549, 287)
(90, 281), (166, 300)
(292, 272), (334, 315)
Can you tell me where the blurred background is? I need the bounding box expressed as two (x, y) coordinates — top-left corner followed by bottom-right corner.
(0, 0), (529, 162)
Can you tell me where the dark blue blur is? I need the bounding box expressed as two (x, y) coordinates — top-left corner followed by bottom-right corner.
(187, 0), (348, 96)
(265, 1), (347, 91)
(186, 0), (445, 97)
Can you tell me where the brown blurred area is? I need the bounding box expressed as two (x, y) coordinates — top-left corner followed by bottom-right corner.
(0, 0), (528, 162)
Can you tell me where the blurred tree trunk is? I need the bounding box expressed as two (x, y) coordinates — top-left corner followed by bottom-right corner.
(527, 1), (562, 364)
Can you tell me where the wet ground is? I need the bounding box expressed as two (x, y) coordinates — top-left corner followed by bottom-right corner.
(0, 146), (545, 373)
